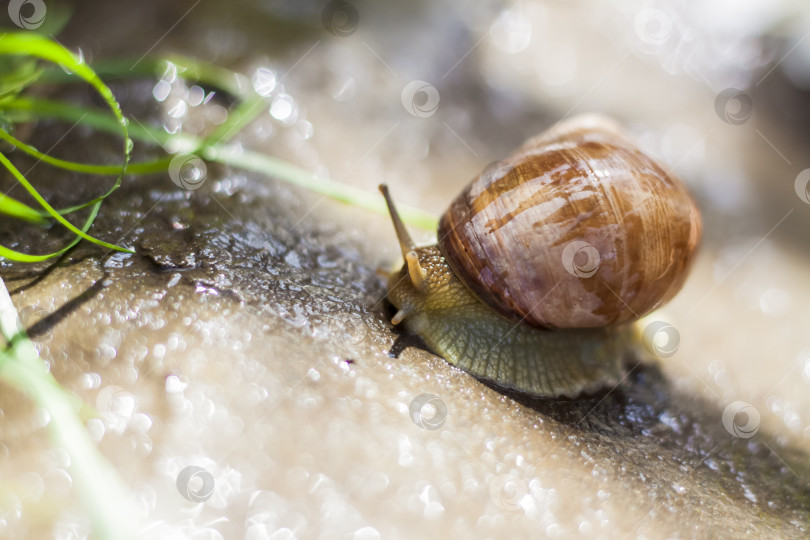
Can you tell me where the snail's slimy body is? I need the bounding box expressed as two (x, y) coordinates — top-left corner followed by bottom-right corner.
(387, 247), (638, 398)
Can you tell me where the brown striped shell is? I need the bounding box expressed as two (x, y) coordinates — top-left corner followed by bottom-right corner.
(438, 115), (702, 329)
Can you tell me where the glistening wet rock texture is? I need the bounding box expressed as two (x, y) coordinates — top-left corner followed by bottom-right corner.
(4, 171), (809, 539)
(3, 0), (810, 538)
(4, 147), (810, 538)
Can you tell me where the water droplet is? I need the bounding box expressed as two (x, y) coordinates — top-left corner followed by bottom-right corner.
(86, 418), (105, 442)
(96, 385), (135, 434)
(284, 250), (301, 268)
(152, 80), (172, 102)
(330, 75), (356, 101)
(167, 273), (182, 288)
(45, 468), (73, 498)
(490, 9), (532, 54)
(353, 527), (380, 540)
(167, 98), (188, 119)
(802, 353), (810, 383)
(252, 67), (277, 97)
(270, 94), (297, 125)
(166, 375), (187, 394)
(187, 85), (206, 106)
(759, 288), (789, 317)
(81, 372), (102, 390)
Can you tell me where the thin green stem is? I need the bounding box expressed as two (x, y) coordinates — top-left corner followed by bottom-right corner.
(0, 197), (101, 262)
(0, 151), (132, 252)
(41, 54), (254, 99)
(0, 192), (49, 225)
(0, 127), (169, 175)
(0, 279), (135, 540)
(2, 97), (440, 231)
(0, 32), (133, 259)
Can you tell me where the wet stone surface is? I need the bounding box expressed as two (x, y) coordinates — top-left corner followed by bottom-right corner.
(2, 0), (810, 537)
(2, 162), (809, 539)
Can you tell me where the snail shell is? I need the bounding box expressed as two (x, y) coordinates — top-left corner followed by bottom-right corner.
(381, 115), (702, 397)
(438, 115), (701, 329)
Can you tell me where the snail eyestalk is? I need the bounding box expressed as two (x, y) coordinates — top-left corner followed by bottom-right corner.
(405, 251), (428, 291)
(379, 184), (416, 258)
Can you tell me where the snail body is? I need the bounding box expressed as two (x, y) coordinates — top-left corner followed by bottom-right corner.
(381, 115), (701, 398)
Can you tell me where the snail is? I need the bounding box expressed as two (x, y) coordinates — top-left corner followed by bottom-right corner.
(380, 115), (701, 398)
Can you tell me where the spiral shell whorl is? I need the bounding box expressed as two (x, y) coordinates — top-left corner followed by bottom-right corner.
(438, 116), (701, 329)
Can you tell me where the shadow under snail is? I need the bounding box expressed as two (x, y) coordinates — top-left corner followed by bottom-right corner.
(379, 115), (702, 398)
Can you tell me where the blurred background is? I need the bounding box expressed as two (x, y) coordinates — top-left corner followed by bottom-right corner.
(2, 0), (810, 538)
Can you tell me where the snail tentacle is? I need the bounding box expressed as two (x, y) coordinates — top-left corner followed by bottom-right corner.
(379, 184), (416, 258)
(391, 308), (410, 325)
(405, 251), (428, 291)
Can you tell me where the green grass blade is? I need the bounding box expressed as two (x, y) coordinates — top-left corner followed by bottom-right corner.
(0, 57), (43, 103)
(0, 192), (49, 225)
(0, 33), (134, 259)
(0, 124), (168, 222)
(0, 127), (169, 176)
(43, 54), (268, 150)
(0, 199), (105, 262)
(0, 279), (135, 540)
(2, 97), (440, 231)
(0, 151), (132, 253)
(204, 145), (440, 231)
(0, 33), (130, 161)
(44, 54), (253, 99)
(2, 96), (181, 148)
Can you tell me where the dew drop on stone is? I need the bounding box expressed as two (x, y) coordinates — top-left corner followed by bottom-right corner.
(166, 375), (188, 394)
(51, 511), (90, 540)
(297, 120), (314, 140)
(284, 250), (301, 268)
(131, 412), (154, 433)
(19, 473), (44, 502)
(743, 486), (757, 503)
(167, 273), (182, 288)
(45, 469), (73, 498)
(759, 288), (789, 316)
(330, 76), (356, 101)
(424, 501), (445, 520)
(96, 385), (135, 434)
(86, 418), (105, 442)
(81, 372), (102, 390)
(34, 408), (51, 428)
(800, 352), (810, 383)
(490, 9), (532, 55)
(353, 527), (380, 540)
